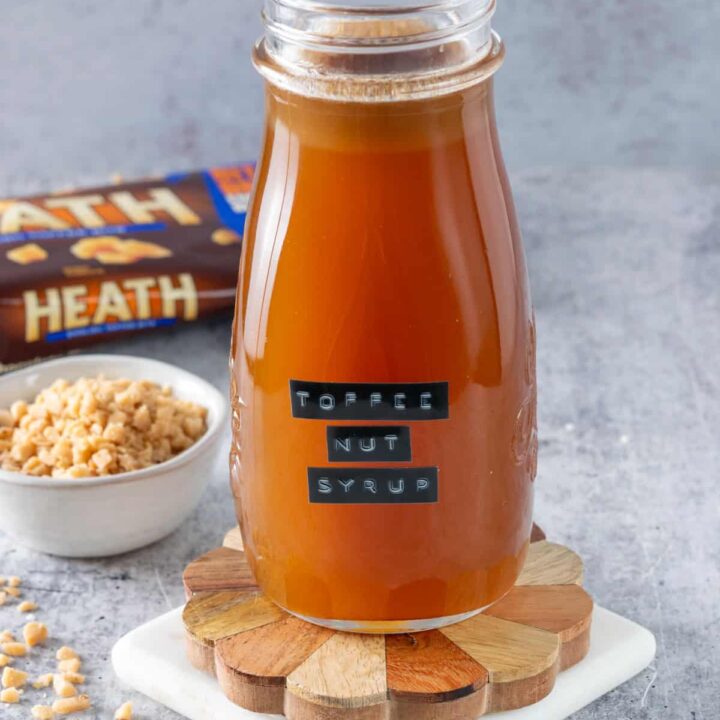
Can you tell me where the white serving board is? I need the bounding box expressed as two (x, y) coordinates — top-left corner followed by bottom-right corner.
(112, 606), (655, 720)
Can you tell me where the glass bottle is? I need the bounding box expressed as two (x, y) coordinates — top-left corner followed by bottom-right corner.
(230, 0), (537, 633)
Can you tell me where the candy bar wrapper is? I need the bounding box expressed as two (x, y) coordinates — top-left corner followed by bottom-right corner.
(0, 164), (254, 370)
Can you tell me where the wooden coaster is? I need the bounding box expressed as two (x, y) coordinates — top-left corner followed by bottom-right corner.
(182, 525), (592, 719)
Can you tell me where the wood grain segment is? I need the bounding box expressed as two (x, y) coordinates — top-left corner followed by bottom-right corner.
(392, 690), (488, 720)
(515, 541), (584, 586)
(215, 616), (334, 714)
(224, 527), (245, 551)
(283, 695), (389, 720)
(483, 585), (593, 642)
(184, 590), (286, 644)
(487, 661), (560, 713)
(216, 673), (284, 716)
(182, 547), (257, 599)
(287, 633), (387, 709)
(385, 630), (488, 703)
(185, 632), (216, 675)
(557, 628), (592, 671)
(216, 615), (334, 686)
(440, 613), (560, 684)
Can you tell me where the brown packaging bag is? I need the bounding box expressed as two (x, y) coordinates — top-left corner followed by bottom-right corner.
(0, 164), (255, 369)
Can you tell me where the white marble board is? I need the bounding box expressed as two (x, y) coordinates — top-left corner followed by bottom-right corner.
(112, 605), (656, 720)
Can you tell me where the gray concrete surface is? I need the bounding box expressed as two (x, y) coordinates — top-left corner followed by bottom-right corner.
(1, 168), (717, 718)
(1, 0), (719, 195)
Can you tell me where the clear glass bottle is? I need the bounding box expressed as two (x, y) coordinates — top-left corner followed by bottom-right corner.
(230, 0), (537, 633)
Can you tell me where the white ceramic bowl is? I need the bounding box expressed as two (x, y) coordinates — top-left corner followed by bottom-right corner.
(0, 354), (228, 557)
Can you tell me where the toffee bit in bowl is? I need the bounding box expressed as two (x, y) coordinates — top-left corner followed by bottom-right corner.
(0, 377), (207, 478)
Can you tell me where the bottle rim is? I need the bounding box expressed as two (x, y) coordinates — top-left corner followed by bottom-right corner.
(272, 0), (476, 11)
(256, 0), (502, 102)
(263, 0), (495, 48)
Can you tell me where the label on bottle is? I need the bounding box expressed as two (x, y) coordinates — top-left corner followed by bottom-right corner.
(326, 425), (411, 462)
(308, 467), (438, 504)
(292, 379), (447, 505)
(290, 380), (449, 420)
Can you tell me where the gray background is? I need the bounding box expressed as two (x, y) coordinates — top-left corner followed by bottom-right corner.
(1, 2), (719, 720)
(1, 0), (719, 194)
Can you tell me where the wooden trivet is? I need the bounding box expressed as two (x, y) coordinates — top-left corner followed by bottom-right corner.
(182, 525), (592, 720)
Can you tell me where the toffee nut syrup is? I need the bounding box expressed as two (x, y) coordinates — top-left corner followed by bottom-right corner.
(230, 0), (537, 633)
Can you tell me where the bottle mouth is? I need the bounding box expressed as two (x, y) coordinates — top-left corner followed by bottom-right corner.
(264, 0), (495, 49)
(255, 0), (503, 102)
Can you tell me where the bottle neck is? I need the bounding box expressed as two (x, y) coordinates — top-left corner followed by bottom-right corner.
(262, 76), (497, 153)
(254, 0), (503, 103)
